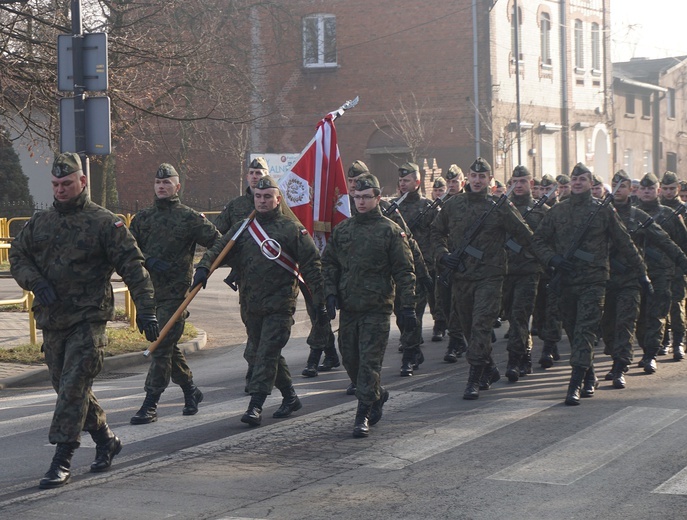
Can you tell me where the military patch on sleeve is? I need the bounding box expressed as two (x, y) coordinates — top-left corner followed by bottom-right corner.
(114, 220), (125, 228)
(300, 228), (308, 235)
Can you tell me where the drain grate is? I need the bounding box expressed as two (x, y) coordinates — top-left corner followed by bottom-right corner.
(96, 371), (144, 380)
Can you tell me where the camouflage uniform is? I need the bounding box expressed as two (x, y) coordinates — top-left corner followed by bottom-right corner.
(10, 190), (156, 444)
(215, 187), (255, 235)
(130, 193), (220, 396)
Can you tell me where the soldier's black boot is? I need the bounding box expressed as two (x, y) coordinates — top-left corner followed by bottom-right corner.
(479, 363), (500, 390)
(181, 382), (204, 416)
(302, 349), (322, 377)
(241, 393), (267, 426)
(580, 366), (599, 398)
(400, 349), (415, 376)
(455, 333), (467, 357)
(519, 350), (533, 376)
(432, 320), (447, 342)
(611, 360), (627, 389)
(130, 392), (160, 425)
(463, 365), (485, 400)
(539, 341), (555, 369)
(244, 364), (253, 393)
(319, 345), (340, 372)
(505, 352), (521, 383)
(412, 347), (424, 370)
(352, 400), (372, 438)
(551, 343), (561, 361)
(346, 382), (357, 395)
(564, 366), (588, 406)
(369, 387), (389, 426)
(273, 386), (302, 418)
(39, 441), (78, 489)
(444, 336), (459, 363)
(90, 425), (122, 472)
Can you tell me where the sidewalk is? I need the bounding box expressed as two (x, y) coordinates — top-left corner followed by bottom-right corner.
(0, 311), (207, 390)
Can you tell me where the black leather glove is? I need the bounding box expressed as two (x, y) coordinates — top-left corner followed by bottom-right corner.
(549, 254), (575, 274)
(326, 294), (338, 320)
(32, 279), (57, 306)
(145, 257), (172, 273)
(440, 253), (460, 270)
(136, 313), (160, 342)
(639, 275), (654, 295)
(401, 307), (418, 332)
(191, 267), (210, 289)
(316, 303), (329, 326)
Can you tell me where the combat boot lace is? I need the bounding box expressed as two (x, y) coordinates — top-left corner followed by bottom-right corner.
(90, 425), (122, 472)
(352, 401), (372, 438)
(130, 393), (160, 425)
(39, 442), (78, 489)
(273, 386), (302, 418)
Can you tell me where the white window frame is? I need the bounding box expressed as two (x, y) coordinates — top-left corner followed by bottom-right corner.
(591, 22), (601, 73)
(302, 14), (337, 68)
(540, 12), (552, 66)
(574, 19), (584, 72)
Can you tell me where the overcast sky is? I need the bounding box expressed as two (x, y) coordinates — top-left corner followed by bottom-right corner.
(611, 0), (687, 62)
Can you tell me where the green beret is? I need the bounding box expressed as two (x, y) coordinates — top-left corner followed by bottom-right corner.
(432, 177), (447, 188)
(255, 175), (280, 190)
(398, 162), (419, 176)
(540, 174), (557, 187)
(556, 174), (570, 185)
(355, 173), (380, 191)
(640, 172), (659, 187)
(52, 152), (82, 178)
(571, 162), (591, 177)
(348, 160), (369, 178)
(470, 157), (492, 174)
(446, 164), (463, 180)
(661, 171), (679, 185)
(494, 179), (505, 188)
(612, 170), (631, 184)
(156, 163), (179, 179)
(249, 157), (269, 171)
(512, 165), (531, 178)
(592, 174), (603, 186)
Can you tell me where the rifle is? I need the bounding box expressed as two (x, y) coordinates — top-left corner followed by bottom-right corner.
(547, 184), (620, 295)
(438, 184), (516, 287)
(406, 192), (449, 231)
(506, 183), (557, 254)
(655, 202), (687, 227)
(382, 191), (409, 218)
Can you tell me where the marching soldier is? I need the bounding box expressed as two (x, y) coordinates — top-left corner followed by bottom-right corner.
(129, 164), (221, 424)
(322, 173), (416, 437)
(192, 176), (326, 426)
(432, 157), (534, 400)
(10, 153), (159, 488)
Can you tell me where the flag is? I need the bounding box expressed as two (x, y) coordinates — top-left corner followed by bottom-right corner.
(279, 112), (351, 252)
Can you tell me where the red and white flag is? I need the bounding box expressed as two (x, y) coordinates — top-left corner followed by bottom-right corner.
(279, 112), (351, 252)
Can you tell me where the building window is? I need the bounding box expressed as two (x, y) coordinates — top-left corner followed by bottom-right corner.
(303, 14), (337, 68)
(511, 5), (523, 62)
(642, 94), (651, 118)
(574, 19), (584, 71)
(668, 88), (676, 119)
(591, 22), (601, 72)
(643, 150), (652, 172)
(623, 149), (634, 174)
(626, 93), (635, 115)
(667, 152), (678, 172)
(540, 13), (552, 66)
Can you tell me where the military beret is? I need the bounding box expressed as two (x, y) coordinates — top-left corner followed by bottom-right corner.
(571, 162), (591, 177)
(255, 175), (280, 190)
(398, 162), (420, 176)
(156, 163), (179, 179)
(612, 170), (631, 184)
(592, 174), (603, 186)
(348, 160), (369, 178)
(446, 164), (463, 180)
(493, 179), (505, 188)
(540, 174), (557, 187)
(533, 178), (541, 186)
(661, 171), (679, 185)
(355, 173), (380, 191)
(680, 180), (687, 192)
(432, 177), (447, 188)
(470, 157), (492, 174)
(556, 174), (571, 185)
(249, 157), (269, 171)
(640, 172), (659, 187)
(52, 152), (82, 178)
(512, 165), (531, 178)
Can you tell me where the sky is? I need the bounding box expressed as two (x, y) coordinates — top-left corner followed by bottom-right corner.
(611, 0), (687, 62)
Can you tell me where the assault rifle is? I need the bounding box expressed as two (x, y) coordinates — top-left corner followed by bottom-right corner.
(438, 184), (516, 287)
(505, 183), (557, 254)
(655, 201), (687, 227)
(547, 184), (620, 295)
(406, 192), (450, 230)
(382, 191), (409, 218)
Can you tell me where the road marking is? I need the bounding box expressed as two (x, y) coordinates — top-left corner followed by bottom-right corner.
(488, 406), (687, 485)
(338, 398), (557, 470)
(653, 466), (687, 495)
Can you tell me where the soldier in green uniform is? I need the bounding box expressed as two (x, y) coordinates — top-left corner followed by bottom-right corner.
(432, 176), (447, 200)
(503, 166), (548, 381)
(193, 176), (326, 426)
(129, 164), (221, 424)
(531, 163), (647, 405)
(322, 173), (416, 437)
(10, 153), (159, 488)
(432, 158), (533, 400)
(591, 174), (607, 199)
(679, 180), (687, 203)
(659, 171), (687, 360)
(556, 174), (571, 201)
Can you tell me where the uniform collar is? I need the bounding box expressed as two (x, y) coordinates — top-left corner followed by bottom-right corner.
(53, 189), (89, 214)
(569, 190), (592, 205)
(154, 194), (180, 208)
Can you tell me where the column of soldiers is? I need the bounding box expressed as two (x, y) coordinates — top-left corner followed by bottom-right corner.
(20, 151), (687, 489)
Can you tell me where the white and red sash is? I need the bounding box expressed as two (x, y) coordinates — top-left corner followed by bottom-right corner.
(248, 219), (305, 285)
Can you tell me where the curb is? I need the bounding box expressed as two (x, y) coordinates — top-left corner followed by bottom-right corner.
(0, 330), (207, 390)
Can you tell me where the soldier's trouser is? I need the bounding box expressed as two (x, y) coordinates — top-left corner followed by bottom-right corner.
(454, 276), (503, 365)
(540, 281), (563, 343)
(559, 282), (605, 369)
(43, 321), (108, 444)
(394, 286), (426, 349)
(338, 310), (390, 404)
(637, 275), (672, 354)
(244, 313), (294, 395)
(144, 300), (193, 396)
(426, 269), (440, 321)
(304, 290), (335, 352)
(600, 282), (641, 366)
(504, 273), (539, 356)
(437, 276), (465, 339)
(669, 277), (686, 344)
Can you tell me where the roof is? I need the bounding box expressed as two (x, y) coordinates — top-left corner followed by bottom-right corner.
(613, 56), (687, 84)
